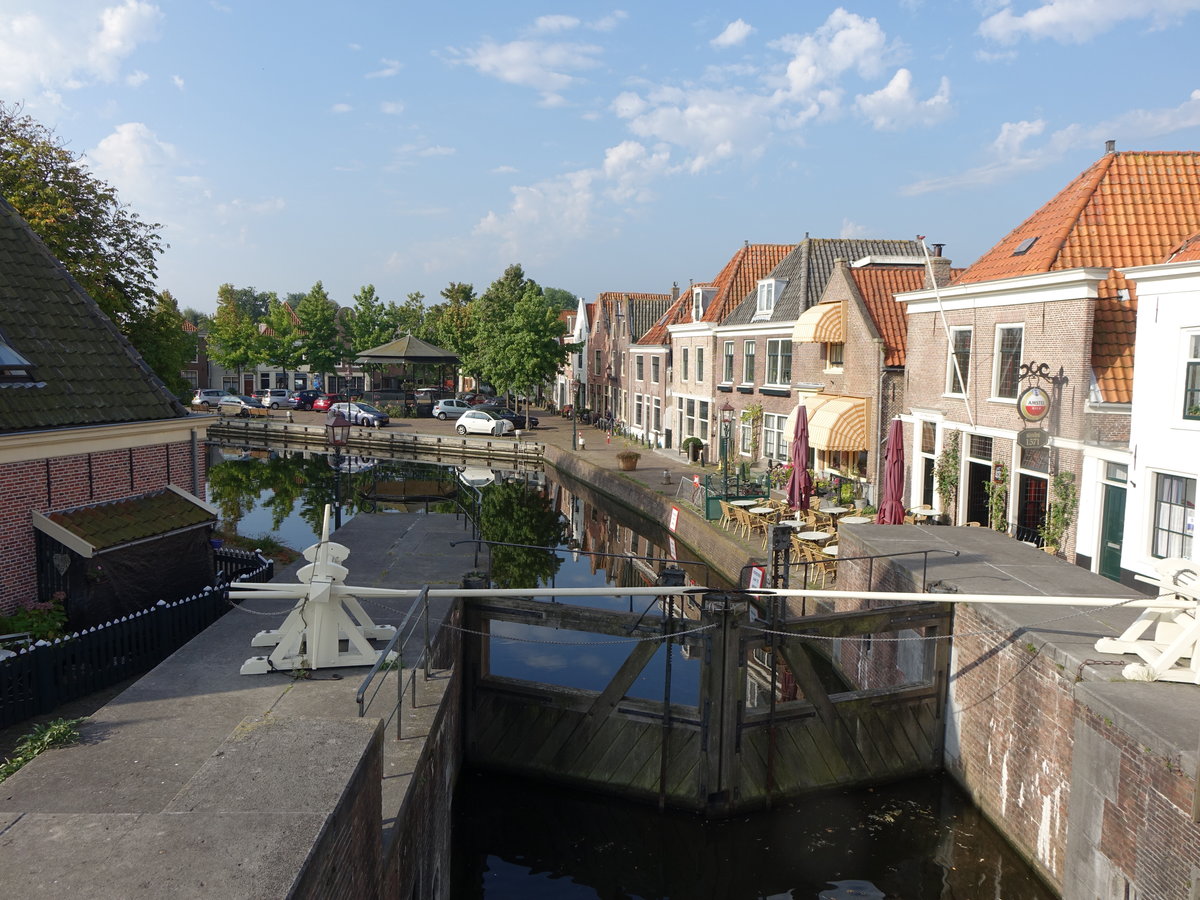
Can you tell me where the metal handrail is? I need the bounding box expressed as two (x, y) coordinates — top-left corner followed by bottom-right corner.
(356, 586), (431, 738)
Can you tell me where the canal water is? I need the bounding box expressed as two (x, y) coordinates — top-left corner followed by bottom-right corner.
(206, 447), (1056, 899)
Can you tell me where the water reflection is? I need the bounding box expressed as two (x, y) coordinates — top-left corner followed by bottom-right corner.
(451, 770), (1056, 899)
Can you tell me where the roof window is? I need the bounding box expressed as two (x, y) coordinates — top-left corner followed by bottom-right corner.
(1012, 237), (1039, 256)
(0, 334), (38, 384)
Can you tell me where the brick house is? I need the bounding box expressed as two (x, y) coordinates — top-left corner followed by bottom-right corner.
(714, 238), (926, 488)
(606, 292), (673, 443)
(1119, 232), (1200, 581)
(655, 243), (796, 455)
(0, 194), (215, 627)
(896, 148), (1200, 580)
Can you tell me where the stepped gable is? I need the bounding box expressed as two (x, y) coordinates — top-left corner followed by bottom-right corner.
(723, 237), (924, 327)
(954, 150), (1200, 403)
(0, 194), (187, 433)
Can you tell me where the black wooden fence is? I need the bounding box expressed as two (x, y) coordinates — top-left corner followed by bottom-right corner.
(0, 549), (274, 730)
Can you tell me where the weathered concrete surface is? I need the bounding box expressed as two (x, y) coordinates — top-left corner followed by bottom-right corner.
(0, 511), (475, 899)
(840, 525), (1200, 900)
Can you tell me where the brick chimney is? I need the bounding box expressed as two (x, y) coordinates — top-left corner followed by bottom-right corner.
(924, 243), (952, 289)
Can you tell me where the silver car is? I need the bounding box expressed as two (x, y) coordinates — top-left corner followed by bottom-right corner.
(433, 398), (471, 420)
(330, 401), (389, 428)
(192, 388), (233, 409)
(217, 395), (266, 417)
(254, 388), (298, 409)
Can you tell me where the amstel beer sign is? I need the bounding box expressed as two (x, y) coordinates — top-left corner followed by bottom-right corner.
(1017, 385), (1050, 423)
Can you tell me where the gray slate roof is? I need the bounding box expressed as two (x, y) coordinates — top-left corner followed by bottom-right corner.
(0, 194), (187, 433)
(721, 238), (925, 326)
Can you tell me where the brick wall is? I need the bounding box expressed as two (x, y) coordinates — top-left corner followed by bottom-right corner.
(0, 440), (207, 612)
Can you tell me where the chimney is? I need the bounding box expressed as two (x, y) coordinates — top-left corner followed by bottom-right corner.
(924, 246), (952, 289)
(670, 281), (679, 302)
(1106, 139), (1116, 154)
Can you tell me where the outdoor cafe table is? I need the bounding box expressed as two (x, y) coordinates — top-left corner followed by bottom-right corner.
(909, 506), (936, 521)
(822, 544), (840, 556)
(839, 515), (872, 525)
(818, 505), (849, 518)
(730, 499), (760, 507)
(795, 531), (833, 542)
(779, 518), (806, 529)
(749, 506), (776, 515)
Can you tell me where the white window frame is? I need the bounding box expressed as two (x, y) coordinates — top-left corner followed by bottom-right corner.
(681, 348), (689, 382)
(651, 356), (661, 384)
(753, 279), (776, 320)
(946, 327), (972, 396)
(992, 324), (1023, 401)
(1184, 332), (1200, 420)
(762, 412), (789, 463)
(1152, 472), (1196, 559)
(742, 341), (755, 384)
(825, 342), (844, 373)
(695, 347), (704, 382)
(765, 339), (792, 386)
(722, 340), (735, 383)
(635, 354), (644, 382)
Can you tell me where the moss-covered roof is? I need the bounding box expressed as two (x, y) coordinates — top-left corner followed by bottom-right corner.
(46, 488), (215, 555)
(0, 194), (188, 433)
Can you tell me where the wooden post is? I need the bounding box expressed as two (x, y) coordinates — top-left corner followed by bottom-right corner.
(699, 594), (747, 816)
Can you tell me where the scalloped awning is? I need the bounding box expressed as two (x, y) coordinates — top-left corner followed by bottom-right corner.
(784, 396), (868, 452)
(792, 301), (843, 344)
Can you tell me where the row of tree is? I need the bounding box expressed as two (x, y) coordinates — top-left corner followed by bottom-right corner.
(204, 266), (578, 403)
(0, 101), (578, 402)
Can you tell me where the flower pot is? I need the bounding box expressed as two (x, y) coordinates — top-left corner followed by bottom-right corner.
(617, 454), (640, 471)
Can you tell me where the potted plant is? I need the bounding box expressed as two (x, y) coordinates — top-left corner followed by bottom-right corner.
(1038, 472), (1079, 554)
(984, 462), (1009, 531)
(616, 450), (641, 471)
(681, 437), (704, 463)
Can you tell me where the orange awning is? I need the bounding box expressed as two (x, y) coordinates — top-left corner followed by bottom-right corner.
(784, 396), (868, 452)
(792, 301), (843, 344)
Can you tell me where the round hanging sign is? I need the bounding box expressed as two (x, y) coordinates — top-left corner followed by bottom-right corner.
(1017, 385), (1050, 422)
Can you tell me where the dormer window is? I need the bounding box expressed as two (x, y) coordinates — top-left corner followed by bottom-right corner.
(752, 279), (782, 321)
(692, 287), (715, 320)
(0, 335), (37, 384)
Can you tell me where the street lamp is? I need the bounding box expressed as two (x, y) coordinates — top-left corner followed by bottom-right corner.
(326, 412), (351, 530)
(720, 400), (735, 499)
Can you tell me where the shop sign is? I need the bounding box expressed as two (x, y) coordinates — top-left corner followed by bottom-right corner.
(1017, 428), (1049, 449)
(1017, 385), (1050, 422)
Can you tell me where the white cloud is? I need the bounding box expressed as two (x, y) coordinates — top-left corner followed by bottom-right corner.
(770, 9), (893, 100)
(448, 34), (603, 106)
(473, 166), (597, 260)
(0, 1), (163, 100)
(532, 15), (579, 33)
(380, 100), (404, 115)
(126, 69), (148, 87)
(711, 19), (754, 49)
(589, 10), (628, 32)
(601, 140), (672, 202)
(492, 165), (518, 174)
(855, 69), (951, 130)
(365, 58), (402, 78)
(418, 145), (455, 157)
(902, 91), (1200, 195)
(171, 74), (184, 90)
(840, 219), (870, 239)
(980, 0), (1200, 45)
(331, 102), (352, 114)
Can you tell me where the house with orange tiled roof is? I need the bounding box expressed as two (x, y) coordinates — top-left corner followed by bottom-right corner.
(584, 290), (674, 428)
(665, 243), (796, 454)
(896, 146), (1200, 582)
(1118, 231), (1200, 581)
(713, 238), (928, 487)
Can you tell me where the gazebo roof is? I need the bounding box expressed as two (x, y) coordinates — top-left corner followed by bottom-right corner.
(355, 333), (459, 365)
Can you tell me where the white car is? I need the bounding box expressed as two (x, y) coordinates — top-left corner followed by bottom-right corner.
(254, 388), (298, 409)
(456, 409), (515, 437)
(433, 398), (471, 419)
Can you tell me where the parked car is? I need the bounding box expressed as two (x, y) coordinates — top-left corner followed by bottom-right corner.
(456, 409), (515, 437)
(433, 398), (471, 420)
(456, 391), (491, 405)
(292, 389), (323, 410)
(311, 393), (345, 412)
(475, 404), (539, 429)
(191, 388), (233, 408)
(217, 394), (266, 417)
(329, 401), (389, 428)
(254, 388), (297, 409)
(415, 387), (453, 403)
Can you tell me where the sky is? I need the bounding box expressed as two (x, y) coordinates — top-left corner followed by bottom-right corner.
(5, 1), (1200, 315)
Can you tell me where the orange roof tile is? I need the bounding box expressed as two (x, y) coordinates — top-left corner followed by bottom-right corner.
(850, 267), (960, 367)
(637, 292), (690, 345)
(954, 151), (1200, 403)
(1165, 232), (1200, 262)
(700, 243), (797, 323)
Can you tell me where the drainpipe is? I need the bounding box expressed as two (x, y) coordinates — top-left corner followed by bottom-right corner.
(874, 338), (886, 506)
(191, 428), (200, 495)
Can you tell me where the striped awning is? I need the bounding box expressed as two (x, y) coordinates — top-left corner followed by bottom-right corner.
(784, 395), (869, 452)
(792, 301), (843, 344)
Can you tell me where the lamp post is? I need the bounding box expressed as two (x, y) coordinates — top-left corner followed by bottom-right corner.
(326, 412), (350, 530)
(720, 400), (735, 499)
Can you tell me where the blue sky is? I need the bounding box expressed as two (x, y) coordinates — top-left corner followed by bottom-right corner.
(6, 1), (1200, 314)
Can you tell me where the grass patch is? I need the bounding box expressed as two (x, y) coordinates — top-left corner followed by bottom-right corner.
(0, 717), (84, 783)
(214, 529), (300, 566)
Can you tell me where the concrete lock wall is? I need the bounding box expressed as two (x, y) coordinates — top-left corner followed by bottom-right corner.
(837, 527), (1200, 900)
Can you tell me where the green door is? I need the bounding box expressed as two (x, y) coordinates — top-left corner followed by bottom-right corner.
(1099, 483), (1126, 581)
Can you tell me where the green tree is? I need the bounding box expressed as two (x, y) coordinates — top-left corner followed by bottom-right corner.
(425, 281), (476, 362)
(124, 290), (196, 399)
(479, 285), (569, 406)
(395, 291), (426, 338)
(0, 102), (163, 327)
(296, 281), (342, 388)
(181, 307), (211, 328)
(348, 284), (396, 354)
(218, 286), (274, 322)
(208, 283), (263, 386)
(542, 287), (577, 313)
(260, 297), (305, 373)
(478, 482), (568, 589)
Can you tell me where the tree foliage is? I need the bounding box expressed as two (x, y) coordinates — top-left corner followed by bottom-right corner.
(260, 297), (305, 372)
(542, 287), (577, 312)
(295, 281), (342, 384)
(479, 482), (568, 589)
(208, 283), (262, 380)
(124, 290), (196, 398)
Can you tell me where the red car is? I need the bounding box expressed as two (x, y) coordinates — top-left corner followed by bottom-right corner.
(311, 393), (344, 412)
